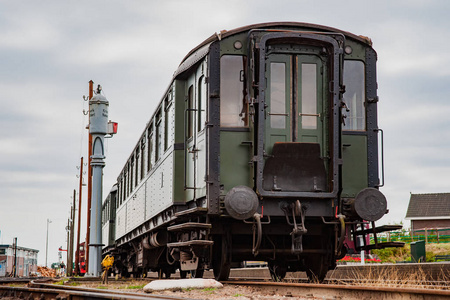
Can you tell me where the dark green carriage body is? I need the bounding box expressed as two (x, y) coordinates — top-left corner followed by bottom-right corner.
(104, 23), (400, 281)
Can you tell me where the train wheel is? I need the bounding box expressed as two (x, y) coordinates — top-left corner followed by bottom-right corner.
(212, 234), (231, 281)
(305, 255), (328, 282)
(268, 261), (287, 282)
(179, 270), (188, 279)
(190, 267), (204, 278)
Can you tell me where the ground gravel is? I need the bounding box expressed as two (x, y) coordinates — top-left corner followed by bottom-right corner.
(78, 280), (318, 299)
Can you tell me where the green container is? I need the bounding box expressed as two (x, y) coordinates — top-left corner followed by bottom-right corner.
(410, 240), (426, 263)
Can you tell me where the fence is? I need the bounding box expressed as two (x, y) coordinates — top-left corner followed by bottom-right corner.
(370, 227), (450, 244)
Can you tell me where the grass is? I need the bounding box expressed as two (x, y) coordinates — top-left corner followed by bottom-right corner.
(126, 284), (146, 289)
(97, 286), (108, 289)
(371, 242), (450, 263)
(68, 282), (81, 286)
(340, 264), (450, 289)
(55, 279), (68, 285)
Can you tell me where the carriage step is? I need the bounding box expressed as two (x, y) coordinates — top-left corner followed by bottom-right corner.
(357, 241), (405, 251)
(175, 206), (208, 217)
(167, 222), (212, 232)
(167, 240), (214, 248)
(354, 224), (403, 236)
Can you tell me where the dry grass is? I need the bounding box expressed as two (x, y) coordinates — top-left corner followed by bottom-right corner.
(427, 243), (450, 255)
(335, 264), (450, 289)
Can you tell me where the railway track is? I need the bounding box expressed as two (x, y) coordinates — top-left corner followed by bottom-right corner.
(0, 278), (193, 300)
(1, 277), (450, 300)
(1, 263), (449, 299)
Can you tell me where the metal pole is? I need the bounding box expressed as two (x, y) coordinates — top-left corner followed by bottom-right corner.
(45, 219), (51, 267)
(13, 237), (17, 277)
(87, 86), (108, 277)
(86, 80), (93, 273)
(75, 157), (83, 275)
(66, 219), (70, 276)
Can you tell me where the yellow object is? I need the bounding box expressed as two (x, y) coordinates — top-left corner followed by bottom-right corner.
(101, 255), (114, 283)
(102, 255), (114, 269)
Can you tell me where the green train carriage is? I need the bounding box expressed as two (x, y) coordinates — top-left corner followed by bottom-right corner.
(101, 22), (403, 281)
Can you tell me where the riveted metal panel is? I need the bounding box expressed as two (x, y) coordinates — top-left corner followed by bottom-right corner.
(146, 152), (174, 218)
(366, 47), (379, 187)
(102, 224), (109, 249)
(206, 41), (221, 214)
(126, 185), (146, 231)
(115, 205), (127, 239)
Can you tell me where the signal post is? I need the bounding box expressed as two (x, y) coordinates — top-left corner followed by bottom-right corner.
(86, 85), (117, 276)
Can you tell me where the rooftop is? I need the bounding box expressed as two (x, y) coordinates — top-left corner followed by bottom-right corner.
(405, 193), (450, 219)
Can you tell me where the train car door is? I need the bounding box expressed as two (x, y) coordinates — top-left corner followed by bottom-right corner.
(262, 48), (329, 193)
(185, 63), (208, 202)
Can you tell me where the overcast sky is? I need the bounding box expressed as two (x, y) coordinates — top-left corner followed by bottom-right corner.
(1, 0), (450, 266)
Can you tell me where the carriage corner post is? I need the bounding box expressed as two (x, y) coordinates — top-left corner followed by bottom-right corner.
(87, 85), (117, 277)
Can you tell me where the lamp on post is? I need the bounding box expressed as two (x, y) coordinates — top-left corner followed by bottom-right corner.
(46, 219), (52, 267)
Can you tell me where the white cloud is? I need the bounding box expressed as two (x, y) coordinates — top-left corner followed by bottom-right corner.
(1, 0), (450, 264)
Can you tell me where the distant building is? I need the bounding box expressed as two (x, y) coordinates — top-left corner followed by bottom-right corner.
(405, 193), (450, 235)
(0, 244), (39, 277)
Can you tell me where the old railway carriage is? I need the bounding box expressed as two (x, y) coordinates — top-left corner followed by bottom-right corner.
(102, 22), (402, 281)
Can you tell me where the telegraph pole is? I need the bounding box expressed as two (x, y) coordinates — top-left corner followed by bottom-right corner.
(67, 190), (76, 276)
(86, 80), (93, 273)
(13, 237), (17, 277)
(75, 157), (84, 275)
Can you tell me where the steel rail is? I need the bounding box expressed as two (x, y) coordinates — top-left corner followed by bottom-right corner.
(0, 279), (194, 300)
(228, 280), (450, 300)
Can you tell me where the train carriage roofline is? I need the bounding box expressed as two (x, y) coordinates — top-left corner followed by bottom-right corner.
(178, 21), (373, 70)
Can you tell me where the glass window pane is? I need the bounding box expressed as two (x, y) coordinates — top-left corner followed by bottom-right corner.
(343, 60), (365, 131)
(301, 63), (317, 129)
(270, 62), (286, 129)
(220, 55), (245, 127)
(198, 76), (206, 131)
(188, 86), (194, 138)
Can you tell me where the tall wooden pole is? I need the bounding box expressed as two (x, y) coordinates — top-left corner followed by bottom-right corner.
(85, 80), (93, 273)
(66, 219), (70, 275)
(67, 189), (76, 275)
(75, 157), (83, 275)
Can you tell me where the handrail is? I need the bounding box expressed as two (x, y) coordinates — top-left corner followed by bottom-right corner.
(375, 128), (384, 187)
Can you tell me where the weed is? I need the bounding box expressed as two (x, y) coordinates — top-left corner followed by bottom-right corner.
(126, 284), (145, 289)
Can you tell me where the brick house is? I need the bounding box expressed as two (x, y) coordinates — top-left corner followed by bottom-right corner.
(0, 244), (39, 277)
(405, 193), (450, 235)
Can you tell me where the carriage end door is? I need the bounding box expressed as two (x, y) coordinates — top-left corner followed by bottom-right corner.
(262, 49), (328, 193)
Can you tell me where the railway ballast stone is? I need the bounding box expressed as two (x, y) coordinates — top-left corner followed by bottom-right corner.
(144, 278), (223, 292)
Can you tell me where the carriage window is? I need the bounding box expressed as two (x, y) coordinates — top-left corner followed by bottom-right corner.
(147, 126), (153, 172)
(164, 96), (170, 151)
(135, 149), (139, 187)
(301, 63), (317, 130)
(343, 60), (365, 131)
(130, 156), (135, 191)
(187, 86), (194, 138)
(198, 75), (206, 131)
(220, 55), (245, 127)
(156, 109), (162, 161)
(270, 62), (286, 129)
(125, 167), (129, 197)
(140, 138), (145, 180)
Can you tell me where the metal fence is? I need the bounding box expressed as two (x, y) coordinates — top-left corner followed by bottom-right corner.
(370, 228), (450, 244)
